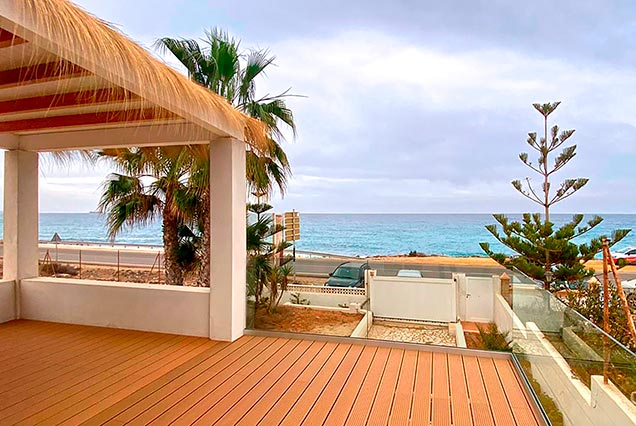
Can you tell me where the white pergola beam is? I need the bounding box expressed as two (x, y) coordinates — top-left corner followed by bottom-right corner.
(209, 137), (246, 341)
(11, 122), (218, 151)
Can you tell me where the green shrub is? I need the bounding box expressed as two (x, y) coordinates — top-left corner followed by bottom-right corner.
(477, 323), (512, 352)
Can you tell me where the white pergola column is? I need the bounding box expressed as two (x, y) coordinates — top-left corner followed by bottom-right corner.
(3, 149), (39, 317)
(209, 137), (246, 341)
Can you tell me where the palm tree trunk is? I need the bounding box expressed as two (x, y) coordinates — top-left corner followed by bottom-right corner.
(163, 209), (184, 286)
(196, 190), (211, 287)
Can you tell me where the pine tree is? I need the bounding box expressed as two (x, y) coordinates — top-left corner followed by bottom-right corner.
(480, 102), (630, 289)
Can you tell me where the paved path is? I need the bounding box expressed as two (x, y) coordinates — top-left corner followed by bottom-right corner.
(1, 243), (634, 281)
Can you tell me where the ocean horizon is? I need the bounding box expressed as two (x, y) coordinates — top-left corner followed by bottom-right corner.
(1, 212), (634, 258)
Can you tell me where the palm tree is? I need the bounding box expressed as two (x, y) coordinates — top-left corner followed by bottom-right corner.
(156, 29), (297, 286)
(98, 147), (194, 286)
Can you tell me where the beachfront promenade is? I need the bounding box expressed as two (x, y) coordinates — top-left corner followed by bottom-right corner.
(0, 243), (506, 277)
(2, 242), (635, 281)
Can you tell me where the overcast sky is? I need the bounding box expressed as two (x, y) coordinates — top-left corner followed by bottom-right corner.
(15, 0), (636, 213)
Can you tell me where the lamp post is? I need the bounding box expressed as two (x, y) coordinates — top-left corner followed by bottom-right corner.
(545, 270), (553, 289)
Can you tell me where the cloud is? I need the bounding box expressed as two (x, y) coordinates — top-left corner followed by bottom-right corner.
(9, 1), (636, 214)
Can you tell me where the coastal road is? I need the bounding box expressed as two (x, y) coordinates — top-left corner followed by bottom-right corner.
(2, 243), (635, 281)
(0, 244), (508, 277)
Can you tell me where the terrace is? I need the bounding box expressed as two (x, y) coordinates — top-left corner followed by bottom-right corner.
(0, 1), (632, 425)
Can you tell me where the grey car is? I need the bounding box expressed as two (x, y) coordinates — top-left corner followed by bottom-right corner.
(325, 261), (370, 288)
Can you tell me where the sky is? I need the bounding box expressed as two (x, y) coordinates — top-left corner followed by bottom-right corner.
(13, 0), (636, 213)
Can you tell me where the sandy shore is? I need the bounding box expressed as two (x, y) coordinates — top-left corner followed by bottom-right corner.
(371, 255), (636, 273)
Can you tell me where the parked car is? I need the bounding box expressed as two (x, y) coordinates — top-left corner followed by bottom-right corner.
(397, 269), (422, 278)
(611, 247), (636, 264)
(325, 261), (369, 288)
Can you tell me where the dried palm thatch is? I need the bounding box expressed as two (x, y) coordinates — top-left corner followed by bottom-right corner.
(3, 0), (269, 152)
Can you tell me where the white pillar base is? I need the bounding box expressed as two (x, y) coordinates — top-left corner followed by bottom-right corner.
(209, 138), (246, 341)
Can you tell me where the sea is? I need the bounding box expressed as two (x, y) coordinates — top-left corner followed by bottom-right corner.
(3, 213), (636, 258)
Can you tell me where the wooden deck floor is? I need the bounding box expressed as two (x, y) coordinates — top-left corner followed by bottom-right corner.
(0, 320), (544, 425)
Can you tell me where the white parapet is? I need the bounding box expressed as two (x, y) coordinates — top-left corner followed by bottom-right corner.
(20, 278), (210, 337)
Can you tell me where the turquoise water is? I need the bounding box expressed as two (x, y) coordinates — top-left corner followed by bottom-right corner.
(2, 213), (634, 257)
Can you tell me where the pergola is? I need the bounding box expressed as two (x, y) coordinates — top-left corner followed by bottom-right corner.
(0, 0), (259, 341)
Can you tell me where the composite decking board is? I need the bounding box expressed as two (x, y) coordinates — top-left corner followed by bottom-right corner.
(123, 336), (271, 426)
(367, 348), (404, 426)
(250, 342), (340, 426)
(232, 341), (328, 426)
(3, 332), (185, 424)
(449, 354), (473, 426)
(431, 352), (452, 426)
(174, 338), (300, 425)
(286, 344), (364, 426)
(193, 339), (313, 425)
(493, 358), (540, 426)
(478, 357), (516, 426)
(275, 343), (353, 426)
(82, 339), (233, 426)
(0, 321), (544, 426)
(479, 357), (519, 426)
(0, 320), (62, 346)
(212, 341), (323, 425)
(0, 331), (170, 416)
(323, 346), (378, 425)
(302, 344), (370, 426)
(0, 328), (167, 402)
(409, 350), (433, 426)
(4, 333), (190, 425)
(387, 349), (418, 426)
(0, 322), (100, 365)
(463, 356), (496, 426)
(41, 338), (214, 426)
(0, 326), (130, 388)
(345, 346), (392, 426)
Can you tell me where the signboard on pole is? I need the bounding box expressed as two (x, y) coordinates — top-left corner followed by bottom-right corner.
(284, 211), (300, 241)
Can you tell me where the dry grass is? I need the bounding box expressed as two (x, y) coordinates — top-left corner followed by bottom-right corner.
(254, 306), (363, 336)
(9, 0), (269, 151)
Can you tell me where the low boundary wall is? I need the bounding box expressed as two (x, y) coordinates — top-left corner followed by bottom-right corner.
(281, 284), (367, 308)
(20, 278), (210, 337)
(493, 294), (527, 340)
(0, 280), (15, 323)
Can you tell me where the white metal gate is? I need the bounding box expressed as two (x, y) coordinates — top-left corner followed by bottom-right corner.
(464, 276), (495, 322)
(369, 276), (456, 322)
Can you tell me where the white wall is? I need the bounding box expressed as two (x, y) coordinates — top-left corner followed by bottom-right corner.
(0, 280), (15, 323)
(524, 322), (636, 426)
(20, 278), (210, 337)
(281, 284), (367, 308)
(370, 276), (456, 322)
(493, 294), (527, 340)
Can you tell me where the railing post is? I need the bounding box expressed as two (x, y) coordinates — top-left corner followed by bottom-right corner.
(500, 272), (512, 307)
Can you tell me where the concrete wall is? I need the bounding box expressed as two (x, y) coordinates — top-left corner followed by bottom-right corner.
(370, 276), (456, 322)
(493, 294), (527, 340)
(0, 280), (15, 323)
(281, 284), (367, 308)
(351, 310), (373, 338)
(524, 322), (636, 426)
(20, 278), (210, 337)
